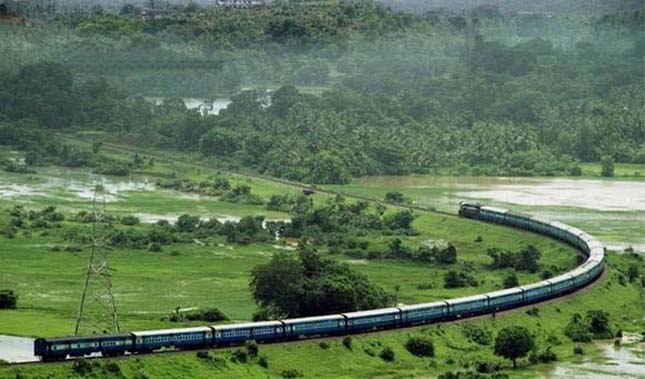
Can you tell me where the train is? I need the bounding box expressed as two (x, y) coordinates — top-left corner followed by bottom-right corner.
(34, 202), (605, 361)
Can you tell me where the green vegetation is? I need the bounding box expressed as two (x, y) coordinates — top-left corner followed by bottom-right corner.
(250, 244), (394, 318)
(0, 1), (643, 378)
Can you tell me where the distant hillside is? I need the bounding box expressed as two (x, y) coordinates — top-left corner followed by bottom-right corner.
(378, 0), (642, 14)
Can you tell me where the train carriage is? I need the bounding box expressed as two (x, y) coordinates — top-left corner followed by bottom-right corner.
(34, 333), (133, 360)
(282, 315), (345, 337)
(446, 295), (488, 319)
(399, 301), (448, 325)
(132, 327), (212, 352)
(343, 308), (401, 332)
(521, 280), (552, 303)
(486, 288), (524, 312)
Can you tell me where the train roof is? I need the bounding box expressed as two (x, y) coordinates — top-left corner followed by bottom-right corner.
(282, 314), (345, 324)
(506, 210), (533, 219)
(398, 301), (447, 311)
(43, 333), (133, 343)
(445, 294), (488, 305)
(342, 308), (400, 318)
(480, 206), (508, 214)
(131, 326), (212, 337)
(520, 280), (552, 291)
(485, 287), (523, 298)
(548, 273), (573, 285)
(212, 321), (282, 330)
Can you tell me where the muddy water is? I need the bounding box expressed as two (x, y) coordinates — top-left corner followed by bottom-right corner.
(0, 170), (154, 203)
(0, 335), (36, 363)
(542, 335), (645, 379)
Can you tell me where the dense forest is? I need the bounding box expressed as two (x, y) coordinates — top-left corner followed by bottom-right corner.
(0, 1), (643, 183)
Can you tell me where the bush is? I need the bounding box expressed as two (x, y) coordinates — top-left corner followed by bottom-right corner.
(319, 341), (330, 349)
(281, 369), (303, 378)
(121, 215), (140, 226)
(258, 355), (269, 368)
(231, 349), (248, 363)
(342, 336), (352, 349)
(444, 270), (479, 288)
(573, 345), (584, 355)
(379, 346), (395, 362)
(196, 351), (210, 359)
(245, 340), (259, 357)
(147, 242), (162, 252)
(529, 347), (557, 364)
(0, 290), (17, 309)
(462, 325), (492, 345)
(405, 336), (434, 357)
(72, 358), (93, 375)
(503, 272), (519, 288)
(103, 362), (121, 374)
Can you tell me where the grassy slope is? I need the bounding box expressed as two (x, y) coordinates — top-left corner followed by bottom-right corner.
(2, 253), (643, 378)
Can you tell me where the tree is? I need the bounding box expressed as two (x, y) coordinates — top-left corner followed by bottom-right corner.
(585, 310), (611, 336)
(494, 326), (535, 368)
(250, 253), (306, 317)
(601, 155), (615, 177)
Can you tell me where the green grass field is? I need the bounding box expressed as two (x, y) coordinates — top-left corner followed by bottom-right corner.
(0, 145), (643, 378)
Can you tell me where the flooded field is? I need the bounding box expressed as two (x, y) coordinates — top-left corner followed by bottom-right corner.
(328, 176), (645, 254)
(543, 334), (645, 379)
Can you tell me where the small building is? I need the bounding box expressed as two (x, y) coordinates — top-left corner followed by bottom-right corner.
(216, 0), (265, 9)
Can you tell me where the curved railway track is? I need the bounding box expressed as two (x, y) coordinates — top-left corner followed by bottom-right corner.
(19, 139), (605, 364)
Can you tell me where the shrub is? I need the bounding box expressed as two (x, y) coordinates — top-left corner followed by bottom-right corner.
(475, 236), (483, 243)
(444, 270), (478, 288)
(503, 272), (519, 288)
(281, 369), (303, 378)
(196, 351), (210, 359)
(462, 325), (491, 345)
(525, 308), (540, 317)
(529, 347), (557, 364)
(258, 355), (269, 368)
(379, 346), (395, 362)
(147, 242), (162, 252)
(121, 215), (140, 226)
(405, 336), (434, 357)
(573, 345), (584, 355)
(0, 290), (17, 309)
(586, 310), (612, 337)
(103, 362), (121, 374)
(72, 358), (93, 375)
(231, 349), (248, 363)
(342, 336), (352, 349)
(245, 340), (259, 357)
(319, 341), (330, 349)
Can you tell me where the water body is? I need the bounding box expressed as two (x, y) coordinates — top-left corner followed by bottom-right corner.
(543, 335), (645, 379)
(145, 97), (231, 115)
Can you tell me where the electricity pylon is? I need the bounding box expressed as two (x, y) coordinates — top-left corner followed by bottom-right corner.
(75, 181), (120, 336)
